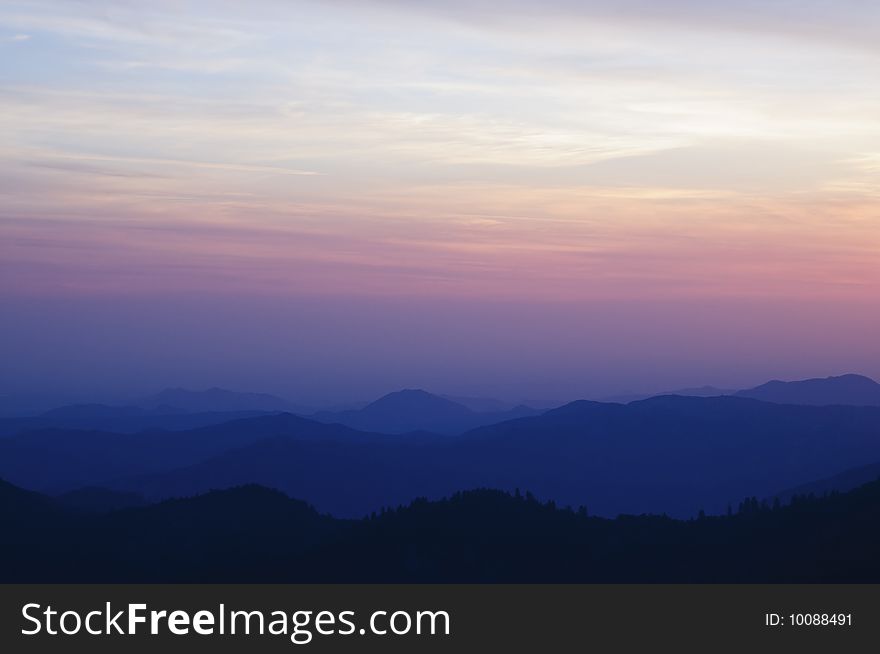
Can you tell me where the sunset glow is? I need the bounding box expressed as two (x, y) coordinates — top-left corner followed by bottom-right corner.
(2, 1), (879, 402)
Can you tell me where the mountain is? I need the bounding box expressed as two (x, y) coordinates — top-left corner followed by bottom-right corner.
(0, 481), (343, 582)
(110, 435), (433, 516)
(599, 386), (734, 404)
(4, 477), (880, 582)
(311, 480), (880, 583)
(0, 413), (383, 493)
(0, 404), (273, 437)
(107, 395), (880, 519)
(9, 394), (880, 521)
(772, 461), (880, 504)
(139, 387), (306, 413)
(311, 389), (472, 434)
(735, 374), (880, 406)
(439, 394), (512, 412)
(311, 389), (540, 435)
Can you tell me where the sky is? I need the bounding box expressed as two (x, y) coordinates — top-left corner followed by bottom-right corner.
(1, 0), (879, 406)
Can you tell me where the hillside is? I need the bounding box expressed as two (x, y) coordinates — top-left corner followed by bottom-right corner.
(4, 478), (880, 582)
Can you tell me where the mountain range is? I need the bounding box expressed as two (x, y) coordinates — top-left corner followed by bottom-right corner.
(4, 476), (880, 582)
(4, 392), (880, 518)
(5, 372), (880, 583)
(0, 404), (274, 438)
(139, 387), (309, 413)
(599, 385), (735, 404)
(3, 374), (880, 520)
(599, 373), (880, 406)
(734, 373), (880, 406)
(309, 389), (539, 435)
(0, 412), (387, 493)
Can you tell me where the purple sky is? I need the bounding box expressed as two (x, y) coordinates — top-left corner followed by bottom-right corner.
(1, 1), (879, 406)
(3, 292), (879, 406)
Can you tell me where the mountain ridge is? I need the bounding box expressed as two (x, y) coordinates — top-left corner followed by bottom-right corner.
(5, 476), (880, 582)
(311, 388), (540, 435)
(93, 395), (880, 518)
(140, 387), (309, 414)
(735, 374), (880, 406)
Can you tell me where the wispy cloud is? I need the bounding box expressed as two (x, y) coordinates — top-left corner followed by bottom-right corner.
(33, 152), (320, 177)
(330, 0), (880, 53)
(0, 0), (878, 306)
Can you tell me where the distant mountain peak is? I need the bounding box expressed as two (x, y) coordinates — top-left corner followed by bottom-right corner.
(365, 389), (473, 414)
(439, 394), (512, 413)
(736, 374), (880, 407)
(382, 388), (432, 398)
(759, 374), (876, 386)
(598, 385), (734, 404)
(308, 389), (539, 435)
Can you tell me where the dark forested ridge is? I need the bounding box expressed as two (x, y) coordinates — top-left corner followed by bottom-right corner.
(4, 381), (880, 585)
(3, 476), (880, 583)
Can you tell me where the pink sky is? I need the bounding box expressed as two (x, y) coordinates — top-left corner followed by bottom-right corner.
(1, 1), (879, 402)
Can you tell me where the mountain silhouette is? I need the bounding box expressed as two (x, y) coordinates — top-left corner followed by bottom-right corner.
(140, 387), (305, 413)
(4, 477), (880, 582)
(311, 388), (539, 434)
(771, 461), (880, 503)
(439, 394), (512, 412)
(9, 394), (880, 519)
(0, 413), (383, 493)
(0, 481), (342, 582)
(81, 395), (880, 518)
(0, 404), (274, 438)
(735, 373), (880, 406)
(599, 385), (734, 403)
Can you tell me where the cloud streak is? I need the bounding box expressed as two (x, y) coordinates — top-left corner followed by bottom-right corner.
(1, 0), (878, 305)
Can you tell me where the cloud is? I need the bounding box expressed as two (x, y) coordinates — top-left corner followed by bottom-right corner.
(0, 2), (255, 50)
(36, 152), (320, 177)
(328, 0), (880, 53)
(0, 0), (878, 308)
